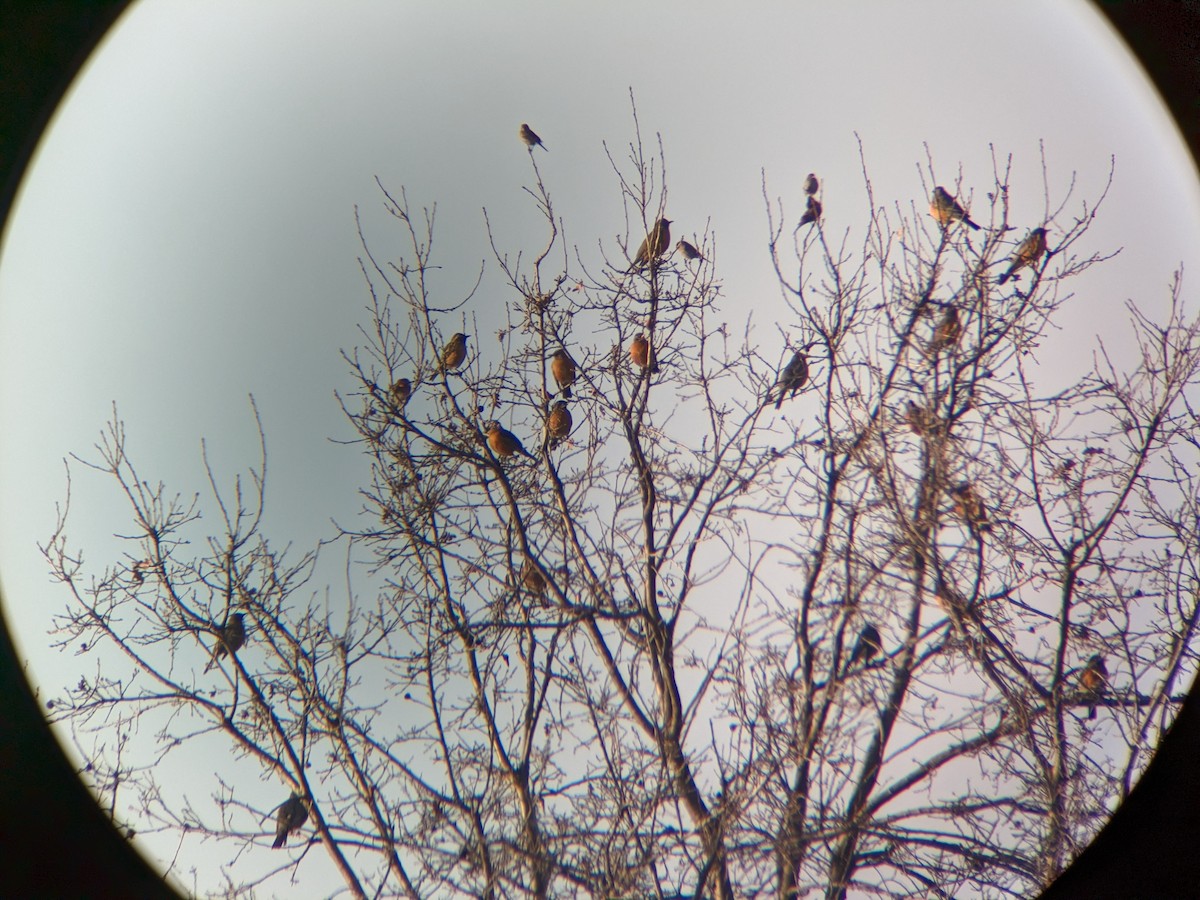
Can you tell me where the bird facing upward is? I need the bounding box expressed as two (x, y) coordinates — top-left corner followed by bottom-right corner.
(440, 333), (469, 372)
(772, 349), (809, 409)
(550, 349), (576, 398)
(273, 794), (309, 849)
(518, 123), (547, 151)
(930, 186), (981, 231)
(205, 612), (246, 672)
(629, 218), (672, 270)
(998, 227), (1048, 284)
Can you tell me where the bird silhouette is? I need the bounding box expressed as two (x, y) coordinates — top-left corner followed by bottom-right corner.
(440, 333), (469, 372)
(205, 612), (246, 672)
(518, 123), (547, 151)
(848, 623), (882, 669)
(1079, 654), (1108, 719)
(629, 218), (672, 270)
(675, 239), (703, 261)
(998, 227), (1047, 284)
(273, 794), (309, 849)
(550, 349), (576, 398)
(804, 173), (819, 196)
(771, 349), (809, 409)
(798, 195), (822, 227)
(930, 186), (981, 230)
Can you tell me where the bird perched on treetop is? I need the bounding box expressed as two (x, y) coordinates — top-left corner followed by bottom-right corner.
(804, 173), (819, 196)
(930, 186), (981, 231)
(547, 400), (573, 443)
(771, 348), (809, 409)
(273, 794), (309, 849)
(486, 422), (535, 460)
(518, 123), (547, 151)
(440, 333), (469, 372)
(798, 195), (822, 227)
(205, 612), (245, 672)
(676, 239), (703, 261)
(550, 349), (576, 398)
(998, 227), (1048, 284)
(848, 623), (883, 669)
(928, 306), (962, 355)
(1079, 654), (1108, 719)
(629, 218), (672, 270)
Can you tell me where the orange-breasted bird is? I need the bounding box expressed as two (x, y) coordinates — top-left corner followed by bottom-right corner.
(848, 622), (882, 669)
(1079, 654), (1108, 719)
(998, 227), (1047, 284)
(804, 173), (819, 196)
(929, 306), (961, 355)
(440, 333), (469, 372)
(273, 794), (309, 849)
(930, 186), (981, 231)
(389, 378), (411, 410)
(205, 612), (246, 672)
(798, 195), (822, 228)
(676, 239), (703, 261)
(550, 349), (576, 398)
(518, 123), (547, 151)
(951, 481), (991, 533)
(547, 400), (572, 443)
(771, 348), (809, 409)
(486, 422), (534, 460)
(630, 333), (656, 371)
(629, 218), (672, 270)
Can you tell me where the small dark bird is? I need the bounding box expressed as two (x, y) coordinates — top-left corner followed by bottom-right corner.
(848, 623), (883, 668)
(998, 227), (1048, 284)
(1080, 654), (1108, 719)
(518, 123), (547, 151)
(676, 239), (703, 261)
(804, 173), (819, 196)
(930, 186), (981, 230)
(547, 400), (573, 443)
(486, 423), (534, 460)
(273, 794), (309, 849)
(440, 333), (469, 372)
(630, 218), (672, 270)
(951, 482), (991, 533)
(389, 378), (411, 410)
(205, 612), (246, 672)
(904, 401), (929, 435)
(630, 333), (655, 371)
(798, 195), (822, 227)
(550, 349), (576, 398)
(521, 558), (547, 595)
(929, 306), (961, 354)
(771, 349), (809, 409)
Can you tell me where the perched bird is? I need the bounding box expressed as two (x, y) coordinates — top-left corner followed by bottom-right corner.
(440, 333), (469, 372)
(929, 306), (961, 354)
(1080, 654), (1108, 719)
(549, 349), (576, 398)
(547, 400), (573, 443)
(930, 186), (981, 231)
(804, 172), (819, 196)
(951, 482), (991, 533)
(518, 123), (547, 151)
(998, 227), (1048, 284)
(205, 612), (246, 672)
(675, 239), (703, 261)
(273, 794), (309, 849)
(848, 623), (883, 668)
(629, 218), (672, 270)
(904, 401), (929, 435)
(486, 422), (534, 460)
(389, 378), (411, 410)
(771, 348), (809, 409)
(798, 195), (822, 227)
(630, 333), (656, 371)
(521, 558), (547, 595)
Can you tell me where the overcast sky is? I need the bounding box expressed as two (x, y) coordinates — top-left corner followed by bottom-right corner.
(2, 0), (1198, 892)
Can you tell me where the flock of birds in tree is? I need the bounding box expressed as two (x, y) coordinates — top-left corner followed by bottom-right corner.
(163, 123), (1102, 852)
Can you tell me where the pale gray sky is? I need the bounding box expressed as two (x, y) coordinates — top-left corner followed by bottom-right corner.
(1, 0), (1198, 893)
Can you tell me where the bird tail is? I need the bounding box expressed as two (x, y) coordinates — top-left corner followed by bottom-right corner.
(1087, 704), (1097, 720)
(272, 833), (286, 849)
(562, 386), (572, 399)
(964, 217), (981, 231)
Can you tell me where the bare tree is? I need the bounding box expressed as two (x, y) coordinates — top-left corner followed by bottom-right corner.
(44, 115), (1200, 898)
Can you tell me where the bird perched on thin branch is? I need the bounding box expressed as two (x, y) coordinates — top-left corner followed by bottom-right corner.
(771, 348), (809, 409)
(630, 334), (657, 372)
(273, 794), (309, 849)
(798, 195), (822, 227)
(928, 306), (961, 355)
(547, 400), (573, 444)
(676, 239), (703, 261)
(629, 218), (672, 270)
(486, 422), (535, 460)
(998, 227), (1048, 284)
(804, 173), (819, 196)
(518, 123), (547, 151)
(930, 186), (981, 231)
(521, 558), (546, 595)
(439, 333), (469, 372)
(951, 482), (991, 534)
(1079, 654), (1108, 719)
(848, 623), (882, 669)
(550, 349), (576, 398)
(389, 378), (411, 411)
(205, 612), (245, 672)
